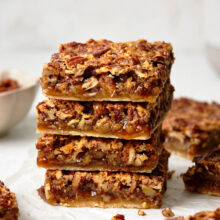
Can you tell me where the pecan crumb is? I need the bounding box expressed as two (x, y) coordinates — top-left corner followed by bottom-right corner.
(111, 214), (125, 220)
(162, 208), (175, 217)
(167, 170), (175, 180)
(138, 209), (146, 216)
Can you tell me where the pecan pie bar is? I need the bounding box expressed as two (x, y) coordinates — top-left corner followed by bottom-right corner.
(38, 150), (169, 209)
(163, 98), (220, 160)
(0, 181), (19, 220)
(41, 39), (174, 102)
(36, 83), (173, 140)
(36, 127), (162, 172)
(183, 146), (220, 196)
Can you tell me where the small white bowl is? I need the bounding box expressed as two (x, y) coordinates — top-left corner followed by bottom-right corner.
(0, 70), (39, 135)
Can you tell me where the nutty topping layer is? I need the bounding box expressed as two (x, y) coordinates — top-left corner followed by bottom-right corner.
(53, 39), (174, 77)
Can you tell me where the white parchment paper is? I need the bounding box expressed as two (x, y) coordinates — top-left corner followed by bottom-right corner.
(4, 146), (220, 220)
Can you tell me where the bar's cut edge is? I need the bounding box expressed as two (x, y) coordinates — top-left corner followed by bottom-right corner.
(37, 186), (162, 209)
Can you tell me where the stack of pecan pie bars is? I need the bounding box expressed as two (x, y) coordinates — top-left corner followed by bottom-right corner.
(36, 39), (174, 209)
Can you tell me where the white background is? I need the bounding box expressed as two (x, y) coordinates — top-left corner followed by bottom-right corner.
(0, 0), (220, 219)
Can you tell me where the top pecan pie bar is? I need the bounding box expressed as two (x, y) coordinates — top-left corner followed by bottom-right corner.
(41, 39), (174, 102)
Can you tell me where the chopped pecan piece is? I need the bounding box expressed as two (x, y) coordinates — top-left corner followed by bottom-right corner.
(111, 214), (125, 220)
(162, 208), (175, 217)
(138, 209), (146, 216)
(65, 56), (87, 68)
(82, 77), (99, 90)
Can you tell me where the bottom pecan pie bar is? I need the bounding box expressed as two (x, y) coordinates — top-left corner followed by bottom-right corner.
(0, 181), (19, 220)
(38, 150), (169, 209)
(183, 146), (220, 196)
(36, 127), (162, 173)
